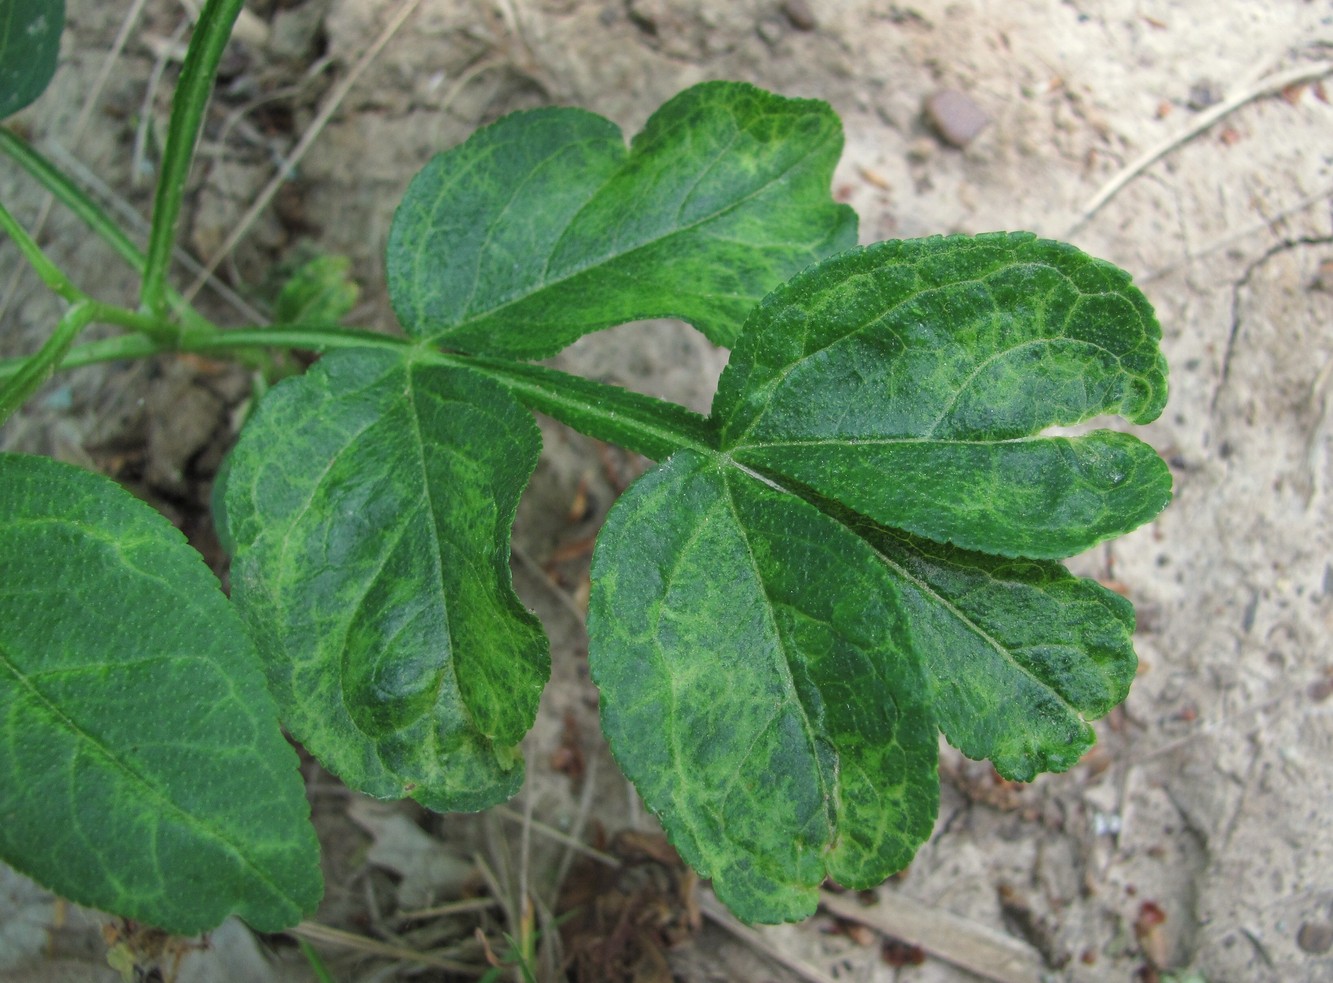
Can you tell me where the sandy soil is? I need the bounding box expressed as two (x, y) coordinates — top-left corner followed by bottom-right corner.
(2, 1), (1331, 981)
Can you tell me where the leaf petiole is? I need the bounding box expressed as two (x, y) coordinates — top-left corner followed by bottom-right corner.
(0, 301), (96, 423)
(0, 128), (217, 336)
(0, 328), (715, 462)
(0, 199), (83, 303)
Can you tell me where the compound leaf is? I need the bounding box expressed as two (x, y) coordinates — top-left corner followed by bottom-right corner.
(0, 0), (64, 118)
(0, 453), (321, 935)
(588, 450), (938, 923)
(716, 232), (1171, 559)
(585, 234), (1169, 918)
(223, 349), (549, 812)
(387, 81), (856, 357)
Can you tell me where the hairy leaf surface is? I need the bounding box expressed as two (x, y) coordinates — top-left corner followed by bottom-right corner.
(223, 349), (549, 812)
(858, 523), (1136, 779)
(387, 81), (856, 356)
(586, 233), (1168, 905)
(0, 453), (321, 934)
(0, 0), (63, 118)
(589, 450), (938, 922)
(715, 232), (1172, 559)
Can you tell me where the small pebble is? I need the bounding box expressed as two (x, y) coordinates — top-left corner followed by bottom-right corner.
(1188, 79), (1223, 110)
(756, 17), (785, 45)
(923, 89), (990, 148)
(1310, 257), (1333, 293)
(782, 0), (817, 31)
(1298, 921), (1333, 954)
(906, 136), (936, 163)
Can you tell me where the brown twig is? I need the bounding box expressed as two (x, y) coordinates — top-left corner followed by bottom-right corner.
(818, 887), (1059, 983)
(1065, 60), (1333, 238)
(182, 0), (427, 303)
(285, 920), (486, 974)
(695, 891), (841, 983)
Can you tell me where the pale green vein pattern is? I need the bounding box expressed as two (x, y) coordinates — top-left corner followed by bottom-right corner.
(223, 349), (549, 812)
(589, 450), (937, 923)
(387, 81), (856, 356)
(858, 523), (1137, 780)
(0, 453), (321, 935)
(715, 232), (1172, 559)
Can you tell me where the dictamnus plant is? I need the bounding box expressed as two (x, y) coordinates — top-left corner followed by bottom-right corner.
(0, 0), (1168, 932)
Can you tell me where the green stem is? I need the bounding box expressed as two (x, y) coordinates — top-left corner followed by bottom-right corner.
(296, 939), (335, 983)
(0, 128), (216, 337)
(0, 328), (716, 461)
(0, 302), (98, 424)
(0, 199), (83, 303)
(461, 355), (716, 460)
(140, 0), (245, 318)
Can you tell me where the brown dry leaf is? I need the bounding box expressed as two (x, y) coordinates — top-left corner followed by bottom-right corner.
(558, 830), (701, 982)
(940, 756), (1028, 812)
(345, 798), (473, 908)
(881, 936), (926, 967)
(567, 474), (593, 523)
(550, 709), (587, 784)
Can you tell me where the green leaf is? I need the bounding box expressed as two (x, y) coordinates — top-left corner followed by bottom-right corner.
(857, 523), (1136, 780)
(274, 254), (359, 326)
(583, 233), (1169, 919)
(223, 348), (549, 812)
(715, 232), (1171, 559)
(0, 0), (63, 118)
(0, 453), (321, 935)
(387, 81), (856, 357)
(588, 450), (938, 923)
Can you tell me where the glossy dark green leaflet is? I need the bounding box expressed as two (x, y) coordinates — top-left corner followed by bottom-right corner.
(387, 81), (856, 357)
(223, 349), (549, 812)
(0, 453), (321, 935)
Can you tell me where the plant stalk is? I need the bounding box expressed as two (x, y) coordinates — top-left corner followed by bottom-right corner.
(0, 200), (84, 303)
(0, 329), (717, 461)
(0, 302), (97, 424)
(0, 128), (216, 337)
(139, 0), (246, 319)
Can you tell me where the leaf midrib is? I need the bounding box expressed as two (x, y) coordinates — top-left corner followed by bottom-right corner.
(864, 543), (1085, 724)
(719, 469), (836, 845)
(0, 641), (298, 918)
(734, 435), (1068, 448)
(425, 132), (829, 341)
(717, 454), (1088, 744)
(722, 260), (1129, 448)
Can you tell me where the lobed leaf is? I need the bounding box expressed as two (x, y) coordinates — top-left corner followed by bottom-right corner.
(715, 232), (1172, 559)
(387, 81), (856, 357)
(0, 0), (64, 119)
(222, 349), (549, 812)
(585, 233), (1170, 912)
(588, 451), (938, 922)
(858, 523), (1137, 780)
(0, 453), (321, 935)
